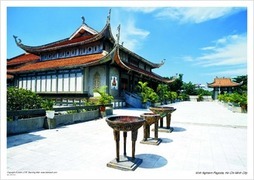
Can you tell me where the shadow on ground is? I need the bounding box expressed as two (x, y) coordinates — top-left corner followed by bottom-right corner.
(160, 138), (173, 143)
(172, 126), (186, 132)
(135, 154), (168, 169)
(7, 134), (45, 148)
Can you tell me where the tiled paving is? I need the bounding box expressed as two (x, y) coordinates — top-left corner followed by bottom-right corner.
(3, 102), (252, 179)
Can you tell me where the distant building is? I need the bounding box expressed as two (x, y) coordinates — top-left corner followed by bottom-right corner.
(207, 77), (243, 100)
(195, 84), (208, 90)
(7, 10), (172, 105)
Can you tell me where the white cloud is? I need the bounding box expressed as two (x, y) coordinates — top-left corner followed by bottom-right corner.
(125, 20), (150, 37)
(182, 56), (195, 62)
(204, 67), (247, 77)
(112, 16), (150, 51)
(125, 7), (159, 13)
(155, 7), (243, 24)
(200, 46), (216, 51)
(196, 34), (247, 67)
(183, 33), (247, 78)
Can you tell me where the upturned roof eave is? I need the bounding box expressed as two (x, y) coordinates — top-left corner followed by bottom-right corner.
(113, 44), (171, 83)
(207, 81), (243, 88)
(14, 20), (116, 55)
(119, 45), (165, 69)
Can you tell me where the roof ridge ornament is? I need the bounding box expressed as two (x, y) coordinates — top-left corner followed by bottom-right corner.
(107, 9), (111, 24)
(81, 16), (85, 24)
(13, 35), (22, 44)
(161, 59), (165, 64)
(115, 24), (121, 45)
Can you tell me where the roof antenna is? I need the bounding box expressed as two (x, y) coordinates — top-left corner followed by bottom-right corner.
(81, 16), (85, 24)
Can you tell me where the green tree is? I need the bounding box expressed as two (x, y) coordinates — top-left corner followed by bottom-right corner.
(232, 75), (247, 92)
(181, 81), (197, 95)
(168, 74), (183, 93)
(157, 83), (169, 104)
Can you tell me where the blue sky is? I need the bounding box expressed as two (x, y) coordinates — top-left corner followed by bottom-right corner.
(6, 5), (249, 86)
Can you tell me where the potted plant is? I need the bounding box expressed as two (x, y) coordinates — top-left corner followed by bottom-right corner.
(136, 81), (150, 108)
(157, 83), (169, 105)
(41, 99), (56, 129)
(149, 89), (159, 107)
(93, 86), (114, 117)
(197, 93), (204, 102)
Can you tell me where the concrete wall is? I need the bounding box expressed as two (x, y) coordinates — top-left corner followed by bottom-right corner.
(189, 96), (212, 102)
(7, 109), (113, 136)
(55, 110), (99, 126)
(7, 117), (45, 135)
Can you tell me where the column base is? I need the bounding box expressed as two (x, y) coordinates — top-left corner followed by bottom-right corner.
(107, 155), (142, 171)
(140, 138), (162, 145)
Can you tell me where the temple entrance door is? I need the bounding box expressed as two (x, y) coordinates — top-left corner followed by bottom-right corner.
(121, 78), (128, 92)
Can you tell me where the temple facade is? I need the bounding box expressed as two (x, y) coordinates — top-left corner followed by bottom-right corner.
(207, 77), (243, 100)
(7, 10), (172, 106)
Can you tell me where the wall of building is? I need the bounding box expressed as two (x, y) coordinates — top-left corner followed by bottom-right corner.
(88, 65), (107, 96)
(109, 66), (119, 97)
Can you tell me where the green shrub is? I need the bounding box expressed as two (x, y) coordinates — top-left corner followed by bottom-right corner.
(7, 87), (43, 110)
(136, 81), (159, 103)
(178, 92), (189, 101)
(41, 99), (54, 110)
(218, 92), (247, 112)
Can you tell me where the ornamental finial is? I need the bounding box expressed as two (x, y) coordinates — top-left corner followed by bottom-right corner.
(13, 35), (22, 44)
(81, 16), (85, 24)
(116, 24), (121, 44)
(107, 9), (111, 24)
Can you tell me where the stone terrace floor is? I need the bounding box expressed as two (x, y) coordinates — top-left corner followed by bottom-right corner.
(3, 101), (253, 179)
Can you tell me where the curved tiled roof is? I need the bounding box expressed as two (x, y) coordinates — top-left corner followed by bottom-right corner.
(207, 77), (242, 87)
(14, 21), (114, 54)
(39, 35), (96, 49)
(7, 53), (40, 66)
(9, 53), (104, 74)
(113, 45), (173, 83)
(7, 74), (14, 79)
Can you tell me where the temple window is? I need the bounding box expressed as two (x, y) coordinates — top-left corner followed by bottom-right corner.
(71, 49), (76, 56)
(59, 52), (65, 58)
(88, 47), (92, 53)
(66, 51), (70, 57)
(129, 58), (138, 67)
(139, 62), (145, 69)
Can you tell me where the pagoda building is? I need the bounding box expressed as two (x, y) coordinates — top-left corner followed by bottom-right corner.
(207, 77), (243, 100)
(7, 10), (172, 106)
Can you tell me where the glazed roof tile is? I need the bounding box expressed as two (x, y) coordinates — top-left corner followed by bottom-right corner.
(9, 53), (104, 73)
(36, 35), (96, 50)
(207, 77), (242, 87)
(7, 53), (40, 66)
(7, 74), (14, 79)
